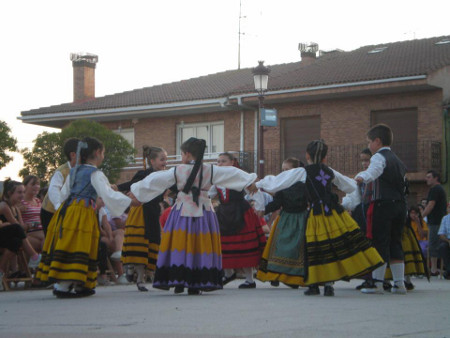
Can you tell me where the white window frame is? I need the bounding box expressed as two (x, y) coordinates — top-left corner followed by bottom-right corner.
(176, 121), (224, 159)
(113, 127), (135, 148)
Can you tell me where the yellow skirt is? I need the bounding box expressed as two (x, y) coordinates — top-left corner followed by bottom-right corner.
(36, 200), (99, 289)
(121, 206), (159, 271)
(385, 224), (427, 279)
(257, 213), (306, 286)
(306, 209), (384, 285)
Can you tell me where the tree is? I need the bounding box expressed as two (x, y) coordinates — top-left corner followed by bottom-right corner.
(0, 120), (18, 169)
(20, 119), (135, 184)
(60, 119), (135, 182)
(20, 132), (62, 185)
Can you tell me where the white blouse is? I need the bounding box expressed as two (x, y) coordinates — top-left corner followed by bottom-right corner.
(59, 167), (131, 217)
(131, 164), (257, 217)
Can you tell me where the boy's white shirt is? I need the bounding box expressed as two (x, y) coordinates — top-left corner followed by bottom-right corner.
(355, 147), (390, 183)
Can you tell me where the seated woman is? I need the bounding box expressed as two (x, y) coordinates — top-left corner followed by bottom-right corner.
(0, 180), (41, 287)
(409, 205), (429, 258)
(20, 176), (45, 253)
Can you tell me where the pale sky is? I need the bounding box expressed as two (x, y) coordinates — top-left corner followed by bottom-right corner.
(1, 0), (449, 180)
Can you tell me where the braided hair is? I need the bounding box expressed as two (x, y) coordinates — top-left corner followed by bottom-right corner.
(306, 139), (328, 164)
(181, 137), (207, 206)
(142, 145), (165, 170)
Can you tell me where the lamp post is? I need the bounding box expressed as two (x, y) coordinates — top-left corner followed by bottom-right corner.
(252, 60), (270, 177)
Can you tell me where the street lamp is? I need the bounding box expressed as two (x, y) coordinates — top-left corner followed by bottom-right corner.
(252, 60), (270, 177)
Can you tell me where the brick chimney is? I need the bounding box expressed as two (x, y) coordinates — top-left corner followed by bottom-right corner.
(70, 52), (98, 103)
(298, 43), (318, 66)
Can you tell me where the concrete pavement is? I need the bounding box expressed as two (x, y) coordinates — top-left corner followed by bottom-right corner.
(1, 277), (449, 338)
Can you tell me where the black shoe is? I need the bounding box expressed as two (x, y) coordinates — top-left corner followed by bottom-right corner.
(187, 288), (201, 295)
(324, 285), (335, 296)
(383, 281), (392, 291)
(238, 281), (256, 289)
(283, 283), (299, 289)
(404, 281), (415, 291)
(304, 285), (320, 296)
(75, 288), (96, 297)
(54, 290), (79, 298)
(270, 281), (280, 287)
(222, 273), (237, 285)
(137, 283), (148, 292)
(356, 280), (373, 290)
(174, 285), (185, 294)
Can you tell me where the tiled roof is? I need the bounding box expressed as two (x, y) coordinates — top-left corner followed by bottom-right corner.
(22, 35), (450, 116)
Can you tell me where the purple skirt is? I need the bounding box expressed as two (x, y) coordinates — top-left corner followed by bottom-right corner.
(153, 206), (223, 291)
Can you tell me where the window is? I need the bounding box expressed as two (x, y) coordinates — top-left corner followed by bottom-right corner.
(114, 127), (135, 147)
(371, 108), (418, 171)
(176, 121), (224, 158)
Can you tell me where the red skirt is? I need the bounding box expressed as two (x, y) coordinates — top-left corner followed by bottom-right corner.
(221, 208), (266, 269)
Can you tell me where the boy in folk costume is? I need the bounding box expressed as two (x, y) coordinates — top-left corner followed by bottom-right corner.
(356, 124), (408, 295)
(40, 138), (79, 235)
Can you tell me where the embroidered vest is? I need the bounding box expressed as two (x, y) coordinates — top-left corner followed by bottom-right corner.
(66, 165), (98, 207)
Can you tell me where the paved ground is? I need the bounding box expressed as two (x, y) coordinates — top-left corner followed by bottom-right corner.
(1, 276), (449, 338)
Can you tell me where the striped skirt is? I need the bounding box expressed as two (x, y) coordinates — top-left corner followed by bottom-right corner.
(153, 207), (223, 291)
(385, 224), (428, 279)
(257, 211), (307, 286)
(305, 209), (384, 285)
(121, 206), (159, 271)
(36, 200), (99, 289)
(221, 208), (266, 269)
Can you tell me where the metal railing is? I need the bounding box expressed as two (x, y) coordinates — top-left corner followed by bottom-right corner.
(124, 141), (441, 176)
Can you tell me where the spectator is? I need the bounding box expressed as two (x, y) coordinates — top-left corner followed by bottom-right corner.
(422, 170), (448, 276)
(408, 205), (428, 258)
(438, 203), (450, 280)
(21, 176), (45, 253)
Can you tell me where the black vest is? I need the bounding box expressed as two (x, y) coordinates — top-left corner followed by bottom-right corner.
(372, 149), (407, 201)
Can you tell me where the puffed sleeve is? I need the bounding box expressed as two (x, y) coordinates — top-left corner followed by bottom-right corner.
(341, 189), (361, 211)
(91, 171), (131, 217)
(255, 168), (306, 194)
(48, 171), (64, 208)
(130, 168), (176, 204)
(55, 176), (71, 210)
(211, 166), (257, 191)
(330, 168), (357, 194)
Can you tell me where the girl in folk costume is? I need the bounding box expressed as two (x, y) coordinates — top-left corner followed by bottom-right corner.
(254, 140), (384, 296)
(210, 152), (266, 289)
(256, 157), (308, 288)
(36, 137), (132, 298)
(118, 146), (170, 292)
(130, 137), (259, 295)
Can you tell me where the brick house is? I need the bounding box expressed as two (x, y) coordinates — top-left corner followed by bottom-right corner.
(19, 36), (450, 205)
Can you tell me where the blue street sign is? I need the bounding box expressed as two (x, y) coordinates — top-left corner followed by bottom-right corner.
(261, 108), (278, 127)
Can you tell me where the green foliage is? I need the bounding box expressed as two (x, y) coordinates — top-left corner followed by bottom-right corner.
(19, 132), (63, 185)
(19, 119), (135, 185)
(0, 120), (18, 169)
(60, 119), (135, 182)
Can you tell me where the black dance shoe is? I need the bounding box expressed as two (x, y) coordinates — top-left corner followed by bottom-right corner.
(270, 281), (280, 287)
(324, 285), (335, 296)
(187, 288), (201, 295)
(355, 280), (373, 290)
(404, 281), (415, 291)
(238, 281), (256, 289)
(174, 286), (185, 294)
(75, 287), (96, 297)
(304, 285), (320, 296)
(222, 273), (237, 285)
(137, 283), (148, 292)
(383, 281), (392, 291)
(283, 283), (299, 289)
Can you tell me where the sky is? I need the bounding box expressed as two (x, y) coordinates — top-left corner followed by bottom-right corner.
(1, 0), (449, 181)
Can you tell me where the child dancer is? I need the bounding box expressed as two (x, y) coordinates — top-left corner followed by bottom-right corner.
(36, 137), (132, 298)
(118, 146), (169, 291)
(40, 138), (79, 235)
(211, 152), (266, 289)
(256, 157), (308, 288)
(255, 140), (384, 296)
(130, 138), (259, 295)
(356, 124), (408, 295)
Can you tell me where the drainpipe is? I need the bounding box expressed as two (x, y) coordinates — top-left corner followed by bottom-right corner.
(442, 106), (449, 196)
(236, 97), (258, 173)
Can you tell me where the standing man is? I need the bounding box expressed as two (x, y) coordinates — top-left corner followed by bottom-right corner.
(422, 170), (448, 276)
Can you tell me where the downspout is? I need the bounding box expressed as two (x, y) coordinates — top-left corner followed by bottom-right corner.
(236, 97), (258, 173)
(442, 105), (449, 197)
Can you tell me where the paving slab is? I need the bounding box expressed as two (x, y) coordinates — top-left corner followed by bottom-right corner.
(1, 277), (449, 338)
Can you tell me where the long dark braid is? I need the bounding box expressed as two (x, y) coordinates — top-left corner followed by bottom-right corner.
(181, 137), (207, 206)
(306, 139), (328, 164)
